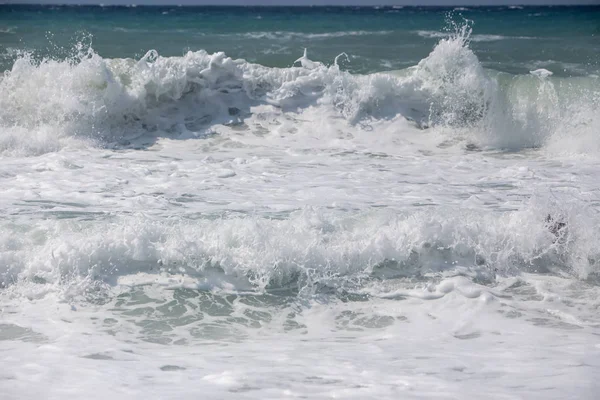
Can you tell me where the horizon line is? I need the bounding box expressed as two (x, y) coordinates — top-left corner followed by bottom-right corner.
(3, 2), (598, 6)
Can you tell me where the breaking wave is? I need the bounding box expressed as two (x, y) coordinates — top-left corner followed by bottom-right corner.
(0, 24), (598, 157)
(1, 194), (599, 299)
(1, 24), (599, 304)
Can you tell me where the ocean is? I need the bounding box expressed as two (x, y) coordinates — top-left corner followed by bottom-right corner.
(1, 4), (599, 399)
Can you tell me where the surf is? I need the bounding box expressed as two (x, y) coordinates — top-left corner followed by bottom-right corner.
(1, 23), (598, 157)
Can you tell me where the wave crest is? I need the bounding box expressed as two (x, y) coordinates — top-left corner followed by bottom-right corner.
(0, 25), (598, 156)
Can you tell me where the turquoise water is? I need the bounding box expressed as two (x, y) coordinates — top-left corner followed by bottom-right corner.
(1, 5), (599, 76)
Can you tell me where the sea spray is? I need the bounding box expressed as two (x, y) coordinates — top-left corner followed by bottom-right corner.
(2, 26), (598, 156)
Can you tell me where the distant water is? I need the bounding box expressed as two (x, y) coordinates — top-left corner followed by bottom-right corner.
(1, 5), (600, 400)
(1, 5), (599, 75)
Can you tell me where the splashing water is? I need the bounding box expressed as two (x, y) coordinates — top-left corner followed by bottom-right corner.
(1, 23), (598, 157)
(1, 11), (600, 399)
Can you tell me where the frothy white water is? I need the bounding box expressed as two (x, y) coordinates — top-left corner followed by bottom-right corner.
(2, 24), (600, 400)
(1, 23), (599, 304)
(1, 199), (599, 300)
(239, 30), (394, 40)
(1, 25), (598, 157)
(415, 30), (534, 41)
(2, 259), (599, 399)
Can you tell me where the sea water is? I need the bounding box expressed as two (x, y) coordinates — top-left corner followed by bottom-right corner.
(1, 5), (599, 399)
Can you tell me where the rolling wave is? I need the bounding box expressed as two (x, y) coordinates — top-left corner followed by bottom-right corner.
(0, 24), (598, 157)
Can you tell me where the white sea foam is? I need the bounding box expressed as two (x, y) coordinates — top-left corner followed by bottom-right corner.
(416, 30), (534, 42)
(1, 199), (598, 297)
(240, 30), (393, 40)
(2, 25), (600, 399)
(0, 26), (597, 158)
